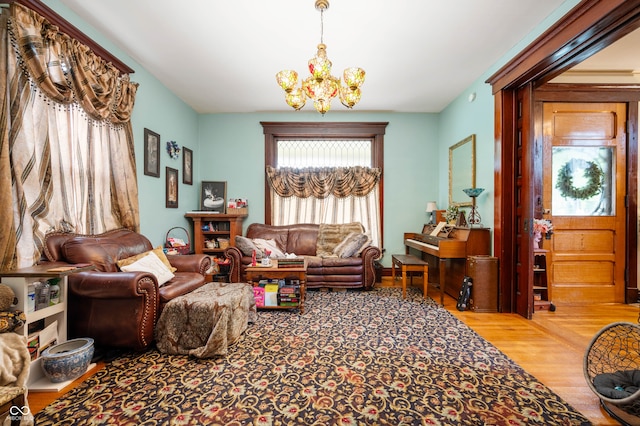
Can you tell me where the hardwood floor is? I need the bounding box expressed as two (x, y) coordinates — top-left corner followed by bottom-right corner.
(28, 277), (638, 425)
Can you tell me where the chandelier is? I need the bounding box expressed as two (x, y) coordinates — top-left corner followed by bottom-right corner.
(275, 0), (365, 115)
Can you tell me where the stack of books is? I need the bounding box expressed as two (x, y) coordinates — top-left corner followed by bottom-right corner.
(278, 280), (301, 306)
(277, 258), (305, 269)
(257, 279), (281, 306)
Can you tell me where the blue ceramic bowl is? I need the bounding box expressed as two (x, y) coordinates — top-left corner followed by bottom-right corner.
(463, 187), (485, 197)
(40, 338), (94, 383)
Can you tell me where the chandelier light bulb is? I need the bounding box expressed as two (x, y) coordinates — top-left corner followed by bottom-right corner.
(275, 0), (365, 114)
(339, 87), (361, 108)
(285, 88), (306, 110)
(276, 70), (298, 93)
(343, 67), (366, 90)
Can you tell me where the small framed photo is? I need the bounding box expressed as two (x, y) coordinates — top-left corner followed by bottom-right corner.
(201, 181), (226, 213)
(144, 128), (160, 177)
(182, 147), (193, 185)
(166, 167), (179, 208)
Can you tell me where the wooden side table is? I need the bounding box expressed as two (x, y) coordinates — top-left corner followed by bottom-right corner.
(245, 260), (307, 314)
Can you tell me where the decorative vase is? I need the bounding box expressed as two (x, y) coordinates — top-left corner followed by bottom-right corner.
(40, 338), (94, 383)
(533, 230), (542, 249)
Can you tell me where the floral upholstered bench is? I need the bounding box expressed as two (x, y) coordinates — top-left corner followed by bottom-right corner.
(154, 282), (256, 358)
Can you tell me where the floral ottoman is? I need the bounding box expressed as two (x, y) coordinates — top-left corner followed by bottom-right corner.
(155, 282), (257, 358)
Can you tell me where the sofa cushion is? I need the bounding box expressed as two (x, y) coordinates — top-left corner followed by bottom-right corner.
(285, 224), (319, 256)
(62, 237), (122, 272)
(253, 238), (286, 258)
(117, 246), (177, 273)
(333, 232), (370, 258)
(115, 232), (154, 258)
(120, 252), (175, 286)
(245, 224), (288, 252)
(316, 222), (365, 257)
(235, 236), (263, 260)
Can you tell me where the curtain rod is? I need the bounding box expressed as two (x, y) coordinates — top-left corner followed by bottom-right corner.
(5, 0), (134, 74)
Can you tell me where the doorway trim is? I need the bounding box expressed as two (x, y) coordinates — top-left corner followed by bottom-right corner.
(486, 0), (640, 313)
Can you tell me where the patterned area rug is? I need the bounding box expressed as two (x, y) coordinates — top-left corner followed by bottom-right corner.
(35, 288), (591, 425)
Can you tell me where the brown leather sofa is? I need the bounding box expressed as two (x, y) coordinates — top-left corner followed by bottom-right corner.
(224, 223), (381, 290)
(43, 228), (211, 350)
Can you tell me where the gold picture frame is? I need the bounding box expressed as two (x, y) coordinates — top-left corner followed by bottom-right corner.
(449, 134), (476, 207)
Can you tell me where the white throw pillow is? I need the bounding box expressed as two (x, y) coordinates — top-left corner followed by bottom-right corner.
(253, 238), (286, 258)
(120, 251), (175, 286)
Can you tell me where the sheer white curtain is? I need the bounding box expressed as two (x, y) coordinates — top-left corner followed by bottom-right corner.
(267, 165), (382, 247)
(271, 188), (381, 248)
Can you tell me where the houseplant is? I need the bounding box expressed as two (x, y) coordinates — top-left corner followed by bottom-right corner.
(445, 206), (459, 224)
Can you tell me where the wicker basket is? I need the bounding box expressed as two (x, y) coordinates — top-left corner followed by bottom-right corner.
(165, 226), (191, 254)
(218, 238), (230, 249)
(227, 207), (248, 215)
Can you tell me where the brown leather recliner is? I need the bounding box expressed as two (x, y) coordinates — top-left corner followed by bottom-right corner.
(43, 228), (211, 351)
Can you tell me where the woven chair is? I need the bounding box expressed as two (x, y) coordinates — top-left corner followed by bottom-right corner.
(584, 322), (640, 425)
(0, 386), (27, 426)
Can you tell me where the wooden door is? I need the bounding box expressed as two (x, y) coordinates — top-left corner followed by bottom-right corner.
(542, 102), (627, 304)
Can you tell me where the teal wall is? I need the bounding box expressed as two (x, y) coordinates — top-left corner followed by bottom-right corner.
(44, 0), (582, 266)
(437, 0), (581, 252)
(198, 112), (439, 265)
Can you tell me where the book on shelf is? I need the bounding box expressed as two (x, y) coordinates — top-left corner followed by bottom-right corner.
(27, 320), (58, 360)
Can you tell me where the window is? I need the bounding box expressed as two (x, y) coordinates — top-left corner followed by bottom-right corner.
(262, 122), (387, 247)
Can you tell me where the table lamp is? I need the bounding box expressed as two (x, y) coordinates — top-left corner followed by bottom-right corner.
(425, 201), (438, 224)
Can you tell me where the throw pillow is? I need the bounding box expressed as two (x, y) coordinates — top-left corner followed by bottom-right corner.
(120, 252), (175, 286)
(333, 232), (370, 258)
(253, 238), (286, 258)
(316, 222), (364, 257)
(117, 246), (177, 273)
(235, 236), (263, 260)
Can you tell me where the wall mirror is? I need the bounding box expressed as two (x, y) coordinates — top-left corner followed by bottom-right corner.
(449, 134), (476, 207)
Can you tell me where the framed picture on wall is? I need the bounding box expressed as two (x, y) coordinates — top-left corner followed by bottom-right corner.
(200, 181), (226, 213)
(166, 167), (178, 208)
(182, 147), (193, 185)
(144, 128), (160, 177)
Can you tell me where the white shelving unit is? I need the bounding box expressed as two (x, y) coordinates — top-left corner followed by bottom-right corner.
(1, 262), (95, 391)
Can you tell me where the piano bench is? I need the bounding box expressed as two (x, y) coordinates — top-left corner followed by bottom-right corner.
(391, 254), (429, 299)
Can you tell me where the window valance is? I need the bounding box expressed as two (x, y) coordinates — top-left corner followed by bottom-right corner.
(9, 3), (137, 123)
(266, 166), (381, 198)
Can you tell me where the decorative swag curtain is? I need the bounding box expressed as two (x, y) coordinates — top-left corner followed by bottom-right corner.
(266, 166), (381, 198)
(0, 3), (140, 270)
(266, 166), (382, 248)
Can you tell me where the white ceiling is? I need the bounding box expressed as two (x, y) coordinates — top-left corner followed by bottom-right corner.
(57, 0), (570, 114)
(569, 27), (640, 72)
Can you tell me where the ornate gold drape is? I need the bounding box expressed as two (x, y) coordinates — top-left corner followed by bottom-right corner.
(0, 3), (139, 269)
(266, 166), (381, 199)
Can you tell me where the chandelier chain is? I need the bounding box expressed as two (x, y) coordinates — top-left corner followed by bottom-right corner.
(275, 0), (365, 114)
(320, 8), (324, 44)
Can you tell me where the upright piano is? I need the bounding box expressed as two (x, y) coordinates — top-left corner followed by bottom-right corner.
(404, 227), (491, 302)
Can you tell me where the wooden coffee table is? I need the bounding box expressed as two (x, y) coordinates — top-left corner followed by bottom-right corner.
(245, 260), (307, 313)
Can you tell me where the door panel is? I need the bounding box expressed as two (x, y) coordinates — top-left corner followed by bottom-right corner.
(542, 102), (626, 305)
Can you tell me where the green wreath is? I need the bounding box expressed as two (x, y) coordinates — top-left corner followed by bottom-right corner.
(556, 159), (603, 200)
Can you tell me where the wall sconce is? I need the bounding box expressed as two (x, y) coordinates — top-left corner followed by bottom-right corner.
(425, 201), (438, 224)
